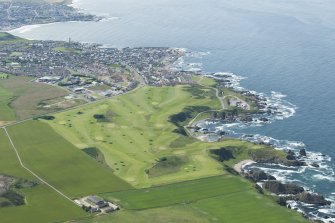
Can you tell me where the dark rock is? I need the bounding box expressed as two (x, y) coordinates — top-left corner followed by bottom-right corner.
(277, 197), (287, 206)
(295, 192), (331, 206)
(210, 147), (234, 162)
(286, 150), (295, 156)
(264, 181), (304, 195)
(311, 163), (320, 168)
(218, 131), (228, 136)
(259, 117), (269, 122)
(255, 184), (264, 194)
(286, 154), (296, 160)
(299, 149), (307, 156)
(245, 170), (276, 182)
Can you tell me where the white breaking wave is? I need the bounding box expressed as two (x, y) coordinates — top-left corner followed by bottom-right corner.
(175, 50), (334, 222)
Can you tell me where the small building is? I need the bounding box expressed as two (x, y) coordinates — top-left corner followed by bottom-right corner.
(86, 195), (108, 208)
(74, 87), (86, 93)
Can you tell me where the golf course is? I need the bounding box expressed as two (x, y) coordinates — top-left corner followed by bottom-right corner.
(0, 83), (311, 222)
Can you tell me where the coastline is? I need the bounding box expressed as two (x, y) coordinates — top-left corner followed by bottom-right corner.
(1, 1), (334, 222)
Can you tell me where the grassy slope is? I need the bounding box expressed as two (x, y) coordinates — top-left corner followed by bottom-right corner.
(0, 129), (86, 223)
(7, 121), (132, 197)
(0, 75), (69, 121)
(0, 33), (25, 44)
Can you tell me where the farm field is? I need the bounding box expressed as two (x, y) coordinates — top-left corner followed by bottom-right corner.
(79, 175), (309, 223)
(0, 129), (86, 223)
(7, 121), (133, 197)
(0, 75), (69, 122)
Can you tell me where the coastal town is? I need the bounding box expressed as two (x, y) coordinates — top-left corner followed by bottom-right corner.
(0, 1), (98, 31)
(0, 36), (194, 101)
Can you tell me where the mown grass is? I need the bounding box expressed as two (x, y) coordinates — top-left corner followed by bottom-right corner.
(47, 85), (224, 187)
(103, 175), (249, 210)
(191, 189), (309, 223)
(46, 85), (288, 188)
(78, 205), (212, 223)
(7, 121), (133, 197)
(192, 75), (216, 87)
(0, 129), (86, 223)
(147, 156), (188, 178)
(0, 75), (69, 121)
(93, 175), (309, 223)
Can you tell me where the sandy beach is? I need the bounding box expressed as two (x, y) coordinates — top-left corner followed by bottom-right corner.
(233, 160), (256, 173)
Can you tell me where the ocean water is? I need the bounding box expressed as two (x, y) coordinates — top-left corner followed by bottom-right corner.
(9, 0), (335, 221)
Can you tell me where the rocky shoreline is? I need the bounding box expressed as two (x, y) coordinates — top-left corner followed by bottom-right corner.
(185, 73), (333, 222)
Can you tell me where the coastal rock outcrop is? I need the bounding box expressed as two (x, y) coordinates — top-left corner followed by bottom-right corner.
(299, 149), (307, 156)
(244, 170), (276, 182)
(264, 181), (304, 195)
(295, 192), (331, 206)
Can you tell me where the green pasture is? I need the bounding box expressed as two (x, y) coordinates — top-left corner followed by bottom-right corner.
(83, 175), (309, 223)
(7, 121), (132, 197)
(0, 129), (86, 223)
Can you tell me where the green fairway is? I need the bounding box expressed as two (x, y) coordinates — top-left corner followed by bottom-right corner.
(7, 121), (132, 197)
(0, 75), (69, 122)
(45, 85), (288, 188)
(0, 129), (86, 223)
(47, 85), (225, 187)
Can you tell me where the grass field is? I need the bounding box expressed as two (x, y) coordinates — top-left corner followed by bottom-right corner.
(79, 205), (212, 223)
(78, 175), (309, 223)
(7, 121), (132, 197)
(0, 75), (69, 121)
(1, 84), (310, 223)
(46, 85), (225, 187)
(103, 175), (249, 210)
(45, 85), (287, 188)
(0, 129), (86, 223)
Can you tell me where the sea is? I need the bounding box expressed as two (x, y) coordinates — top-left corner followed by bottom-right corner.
(8, 0), (335, 221)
